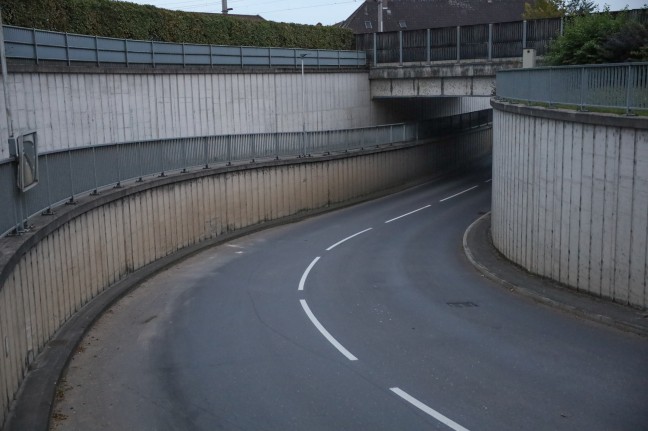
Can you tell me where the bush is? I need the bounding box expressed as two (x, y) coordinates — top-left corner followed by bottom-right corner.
(0, 0), (355, 50)
(546, 9), (648, 64)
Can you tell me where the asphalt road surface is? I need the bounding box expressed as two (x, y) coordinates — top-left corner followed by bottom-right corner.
(51, 169), (648, 431)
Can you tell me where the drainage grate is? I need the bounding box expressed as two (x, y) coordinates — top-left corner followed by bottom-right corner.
(447, 301), (478, 308)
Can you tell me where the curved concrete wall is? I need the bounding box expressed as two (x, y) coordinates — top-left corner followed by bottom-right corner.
(0, 128), (492, 427)
(491, 100), (648, 309)
(0, 69), (376, 158)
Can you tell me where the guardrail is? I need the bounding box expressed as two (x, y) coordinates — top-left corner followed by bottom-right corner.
(0, 110), (492, 237)
(3, 25), (366, 69)
(496, 63), (648, 114)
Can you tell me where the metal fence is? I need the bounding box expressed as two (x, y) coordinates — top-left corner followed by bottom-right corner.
(0, 110), (491, 238)
(3, 25), (366, 69)
(356, 18), (563, 65)
(356, 9), (648, 66)
(496, 63), (648, 113)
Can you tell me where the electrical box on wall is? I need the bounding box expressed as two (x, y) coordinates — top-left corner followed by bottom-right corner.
(8, 131), (39, 192)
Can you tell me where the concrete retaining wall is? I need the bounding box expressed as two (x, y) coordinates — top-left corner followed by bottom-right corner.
(0, 128), (492, 427)
(0, 69), (378, 159)
(491, 100), (648, 309)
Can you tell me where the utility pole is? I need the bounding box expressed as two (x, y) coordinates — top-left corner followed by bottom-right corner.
(222, 0), (232, 14)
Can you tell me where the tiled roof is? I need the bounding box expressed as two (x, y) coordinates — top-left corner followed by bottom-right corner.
(341, 0), (528, 33)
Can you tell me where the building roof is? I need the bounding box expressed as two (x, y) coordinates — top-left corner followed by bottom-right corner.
(341, 0), (528, 34)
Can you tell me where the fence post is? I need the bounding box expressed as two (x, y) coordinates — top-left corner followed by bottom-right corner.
(522, 20), (527, 49)
(125, 39), (129, 67)
(65, 33), (70, 66)
(95, 36), (99, 66)
(426, 28), (431, 64)
(151, 41), (156, 68)
(456, 26), (461, 61)
(626, 64), (633, 115)
(182, 43), (185, 67)
(33, 28), (39, 65)
(399, 30), (403, 65)
(43, 154), (54, 213)
(560, 17), (564, 36)
(579, 66), (586, 111)
(488, 23), (493, 61)
(373, 32), (377, 67)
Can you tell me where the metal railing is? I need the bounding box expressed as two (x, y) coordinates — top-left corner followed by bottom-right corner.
(0, 110), (492, 238)
(356, 18), (563, 65)
(496, 63), (648, 113)
(2, 25), (366, 69)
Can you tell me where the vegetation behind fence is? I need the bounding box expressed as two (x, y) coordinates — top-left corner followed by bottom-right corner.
(0, 0), (354, 50)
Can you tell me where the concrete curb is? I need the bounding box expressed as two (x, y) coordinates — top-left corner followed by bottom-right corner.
(463, 212), (648, 338)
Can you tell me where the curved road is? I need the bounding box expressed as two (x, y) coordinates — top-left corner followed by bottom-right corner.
(52, 169), (648, 431)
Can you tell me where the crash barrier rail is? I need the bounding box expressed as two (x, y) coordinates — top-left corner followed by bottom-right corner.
(496, 62), (648, 114)
(0, 110), (492, 237)
(2, 25), (366, 69)
(356, 9), (648, 66)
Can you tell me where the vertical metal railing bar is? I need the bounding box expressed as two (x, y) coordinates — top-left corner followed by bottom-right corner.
(488, 24), (493, 61)
(456, 26), (460, 61)
(43, 155), (53, 214)
(626, 64), (633, 115)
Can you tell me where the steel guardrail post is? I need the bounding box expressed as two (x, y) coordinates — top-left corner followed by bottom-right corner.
(33, 28), (39, 65)
(488, 24), (493, 61)
(522, 20), (527, 49)
(626, 64), (633, 115)
(426, 29), (431, 64)
(456, 26), (461, 62)
(65, 33), (70, 66)
(373, 32), (377, 67)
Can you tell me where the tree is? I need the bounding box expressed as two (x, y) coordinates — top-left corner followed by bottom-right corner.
(523, 0), (563, 19)
(546, 9), (648, 64)
(522, 0), (597, 19)
(564, 0), (597, 15)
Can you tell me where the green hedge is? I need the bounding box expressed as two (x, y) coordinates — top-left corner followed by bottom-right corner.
(0, 0), (355, 50)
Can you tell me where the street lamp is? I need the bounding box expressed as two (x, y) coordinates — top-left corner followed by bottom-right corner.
(300, 53), (307, 156)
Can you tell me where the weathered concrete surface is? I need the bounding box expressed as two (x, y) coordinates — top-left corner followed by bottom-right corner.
(491, 99), (648, 310)
(0, 70), (377, 159)
(370, 60), (521, 98)
(0, 128), (492, 430)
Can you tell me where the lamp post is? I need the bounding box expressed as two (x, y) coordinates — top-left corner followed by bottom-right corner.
(300, 53), (307, 156)
(221, 0), (232, 14)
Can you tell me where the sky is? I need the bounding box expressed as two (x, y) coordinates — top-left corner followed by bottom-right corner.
(122, 0), (646, 25)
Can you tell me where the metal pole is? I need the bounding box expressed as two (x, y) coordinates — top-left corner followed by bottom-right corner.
(426, 28), (431, 64)
(0, 10), (15, 139)
(626, 64), (633, 115)
(377, 0), (383, 33)
(399, 31), (403, 65)
(488, 23), (493, 61)
(373, 32), (377, 67)
(522, 20), (527, 49)
(456, 26), (461, 62)
(301, 55), (306, 156)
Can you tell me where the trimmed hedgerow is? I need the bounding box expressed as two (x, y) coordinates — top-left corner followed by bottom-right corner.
(0, 0), (354, 50)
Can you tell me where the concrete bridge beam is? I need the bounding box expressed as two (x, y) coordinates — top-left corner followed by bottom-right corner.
(369, 59), (522, 98)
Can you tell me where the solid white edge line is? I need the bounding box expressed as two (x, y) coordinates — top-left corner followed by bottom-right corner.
(298, 257), (321, 291)
(390, 388), (471, 431)
(299, 300), (358, 361)
(385, 205), (431, 224)
(439, 185), (479, 203)
(326, 228), (373, 251)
